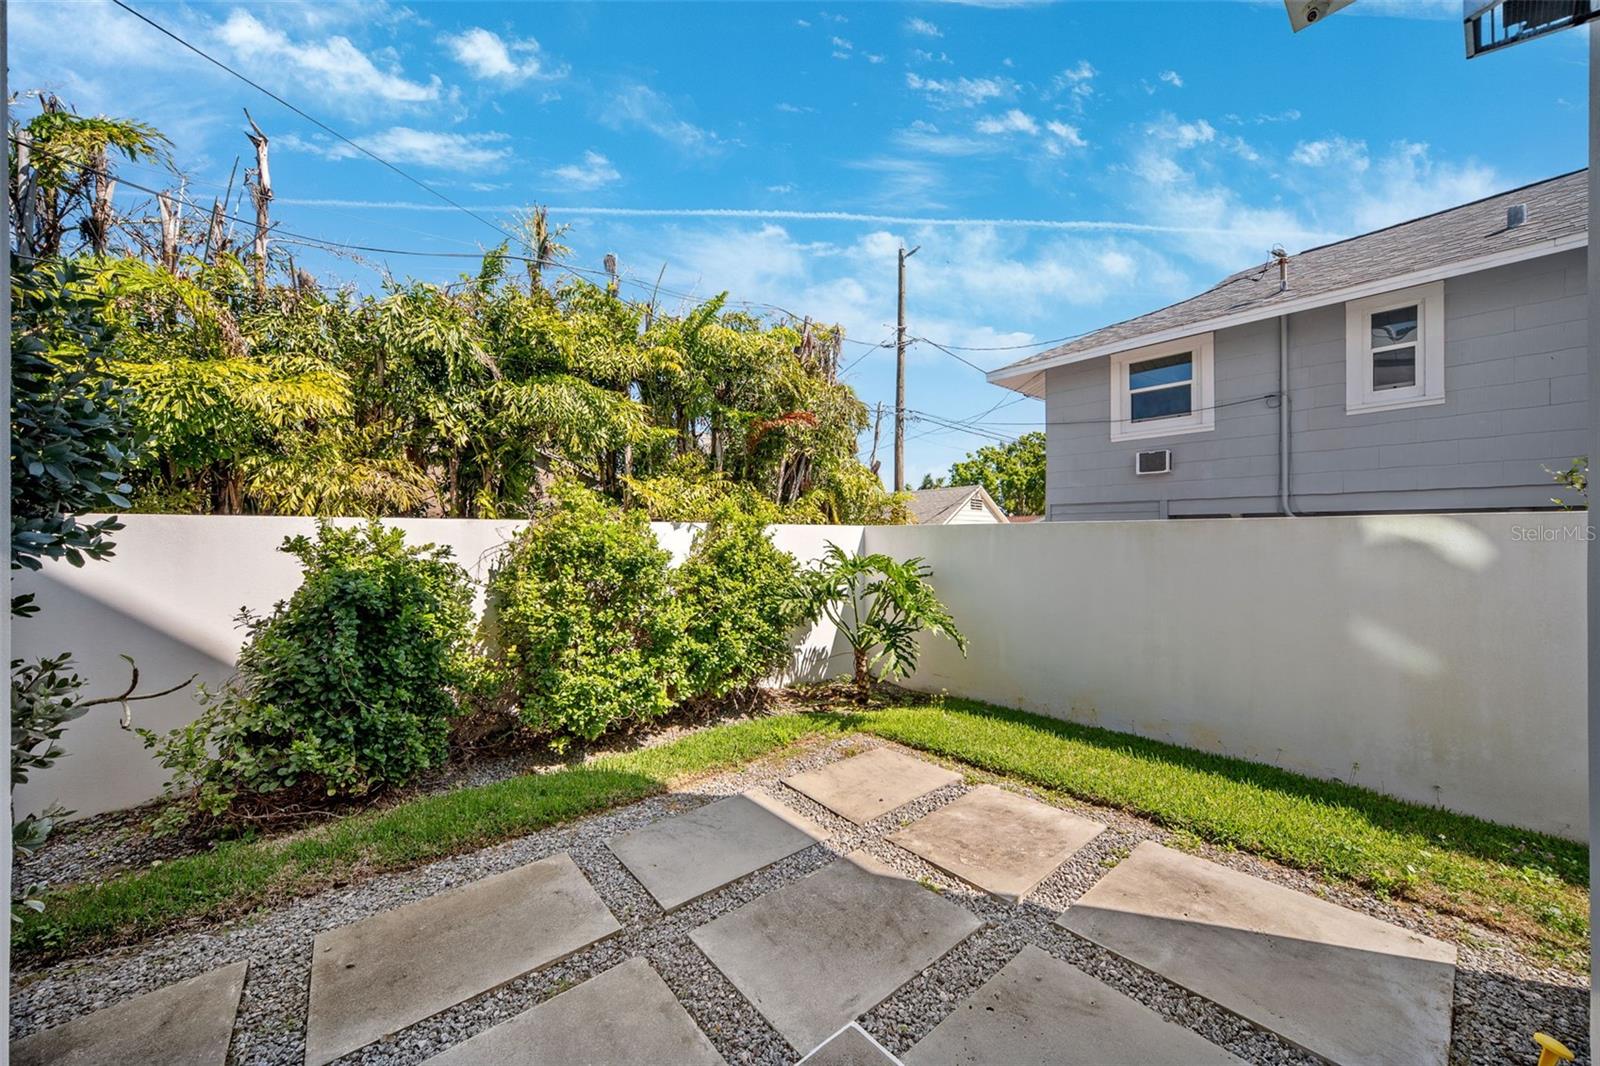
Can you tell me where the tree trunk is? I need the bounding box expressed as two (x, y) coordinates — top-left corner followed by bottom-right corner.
(853, 647), (871, 698)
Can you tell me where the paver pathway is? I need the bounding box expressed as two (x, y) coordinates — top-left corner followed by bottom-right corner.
(798, 1023), (904, 1065)
(783, 748), (960, 824)
(607, 790), (823, 911)
(690, 849), (982, 1052)
(422, 956), (724, 1066)
(1059, 841), (1457, 1066)
(887, 784), (1104, 902)
(904, 946), (1243, 1065)
(305, 852), (620, 1066)
(10, 960), (246, 1066)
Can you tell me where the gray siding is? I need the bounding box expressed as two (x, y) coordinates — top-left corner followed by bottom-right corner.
(1044, 249), (1588, 520)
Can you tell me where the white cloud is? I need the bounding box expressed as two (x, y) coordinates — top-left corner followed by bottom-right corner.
(1129, 114), (1324, 269)
(298, 126), (512, 170)
(776, 102), (815, 114)
(865, 53), (886, 64)
(972, 110), (1087, 157)
(976, 109), (1038, 136)
(831, 35), (853, 49)
(895, 120), (991, 157)
(551, 150), (620, 190)
(796, 18), (811, 27)
(1159, 69), (1183, 88)
(1048, 60), (1096, 111)
(440, 27), (563, 84)
(912, 48), (952, 63)
(1347, 142), (1499, 232)
(1291, 135), (1370, 172)
(216, 9), (441, 106)
(906, 72), (1016, 108)
(1043, 120), (1088, 152)
(907, 17), (944, 36)
(767, 183), (796, 194)
(603, 84), (723, 154)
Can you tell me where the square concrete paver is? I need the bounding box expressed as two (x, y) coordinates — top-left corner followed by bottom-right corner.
(690, 850), (982, 1052)
(887, 785), (1104, 902)
(305, 852), (620, 1066)
(11, 960), (246, 1066)
(421, 957), (724, 1066)
(783, 748), (961, 824)
(798, 1023), (904, 1065)
(607, 790), (824, 911)
(904, 946), (1243, 1065)
(1059, 841), (1457, 1066)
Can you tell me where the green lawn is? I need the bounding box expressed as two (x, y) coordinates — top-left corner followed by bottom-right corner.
(15, 697), (1589, 968)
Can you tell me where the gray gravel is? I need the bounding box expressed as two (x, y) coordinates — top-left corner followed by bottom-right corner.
(11, 735), (1589, 1066)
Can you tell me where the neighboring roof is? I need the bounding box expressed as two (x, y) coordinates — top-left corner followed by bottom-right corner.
(1008, 514), (1042, 523)
(990, 170), (1589, 396)
(907, 484), (1008, 524)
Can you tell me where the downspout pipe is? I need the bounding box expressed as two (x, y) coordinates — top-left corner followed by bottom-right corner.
(1278, 313), (1296, 517)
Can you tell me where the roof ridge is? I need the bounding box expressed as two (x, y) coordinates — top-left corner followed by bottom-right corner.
(1289, 167), (1586, 259)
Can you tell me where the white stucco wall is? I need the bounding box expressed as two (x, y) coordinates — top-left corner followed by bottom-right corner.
(14, 511), (1585, 837)
(11, 516), (862, 820)
(864, 512), (1588, 839)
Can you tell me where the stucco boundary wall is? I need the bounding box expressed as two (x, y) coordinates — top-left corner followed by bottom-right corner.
(866, 511), (1587, 839)
(15, 511), (1586, 837)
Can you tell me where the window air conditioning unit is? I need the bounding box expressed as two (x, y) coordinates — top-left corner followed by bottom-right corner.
(1135, 449), (1171, 476)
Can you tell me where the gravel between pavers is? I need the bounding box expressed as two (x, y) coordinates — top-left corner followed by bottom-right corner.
(10, 735), (1589, 1066)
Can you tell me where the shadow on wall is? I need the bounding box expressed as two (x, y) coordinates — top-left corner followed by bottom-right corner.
(13, 568), (238, 822)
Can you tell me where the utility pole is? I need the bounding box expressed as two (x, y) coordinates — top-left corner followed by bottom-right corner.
(244, 110), (272, 295)
(895, 244), (919, 492)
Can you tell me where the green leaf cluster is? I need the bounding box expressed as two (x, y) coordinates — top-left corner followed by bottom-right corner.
(142, 521), (475, 828)
(946, 431), (1045, 517)
(484, 483), (685, 746)
(802, 544), (967, 690)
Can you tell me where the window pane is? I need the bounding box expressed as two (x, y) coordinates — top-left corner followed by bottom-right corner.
(1373, 345), (1416, 390)
(1370, 305), (1418, 347)
(1131, 384), (1192, 421)
(1128, 353), (1192, 391)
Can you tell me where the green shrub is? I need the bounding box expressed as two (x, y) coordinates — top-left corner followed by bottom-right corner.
(485, 483), (684, 746)
(674, 505), (806, 700)
(144, 521), (474, 827)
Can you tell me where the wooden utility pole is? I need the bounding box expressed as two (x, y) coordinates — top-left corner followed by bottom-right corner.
(894, 244), (919, 492)
(156, 191), (180, 273)
(868, 400), (884, 478)
(244, 110), (272, 295)
(88, 148), (115, 256)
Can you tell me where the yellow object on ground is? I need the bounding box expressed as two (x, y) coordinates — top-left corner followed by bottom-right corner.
(1534, 1031), (1574, 1066)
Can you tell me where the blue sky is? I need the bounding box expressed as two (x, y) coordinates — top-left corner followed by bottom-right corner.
(12, 0), (1590, 489)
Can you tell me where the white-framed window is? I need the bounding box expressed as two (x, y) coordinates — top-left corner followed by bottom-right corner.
(1345, 282), (1445, 414)
(1109, 334), (1215, 442)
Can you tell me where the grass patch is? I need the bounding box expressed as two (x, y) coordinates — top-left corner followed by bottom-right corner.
(15, 713), (845, 962)
(852, 699), (1589, 965)
(18, 696), (1589, 968)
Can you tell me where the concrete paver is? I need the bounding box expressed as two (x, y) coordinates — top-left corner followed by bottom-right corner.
(904, 946), (1243, 1065)
(607, 790), (823, 911)
(11, 960), (246, 1066)
(421, 957), (724, 1065)
(305, 852), (620, 1066)
(690, 850), (982, 1052)
(1058, 841), (1457, 1066)
(887, 785), (1104, 901)
(783, 749), (961, 825)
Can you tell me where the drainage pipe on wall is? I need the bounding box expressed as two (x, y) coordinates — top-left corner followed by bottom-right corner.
(1278, 313), (1296, 517)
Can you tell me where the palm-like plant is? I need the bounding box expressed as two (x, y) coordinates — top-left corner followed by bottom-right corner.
(803, 543), (966, 696)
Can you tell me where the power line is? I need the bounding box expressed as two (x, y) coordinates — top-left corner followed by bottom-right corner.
(108, 0), (516, 243)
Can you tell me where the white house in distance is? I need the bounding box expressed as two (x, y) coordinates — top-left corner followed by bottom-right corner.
(986, 172), (1587, 521)
(906, 485), (1009, 525)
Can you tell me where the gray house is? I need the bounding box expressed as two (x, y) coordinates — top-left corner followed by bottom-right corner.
(988, 171), (1588, 520)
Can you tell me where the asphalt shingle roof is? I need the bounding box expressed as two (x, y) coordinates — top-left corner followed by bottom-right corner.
(907, 485), (1002, 524)
(990, 170), (1588, 392)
